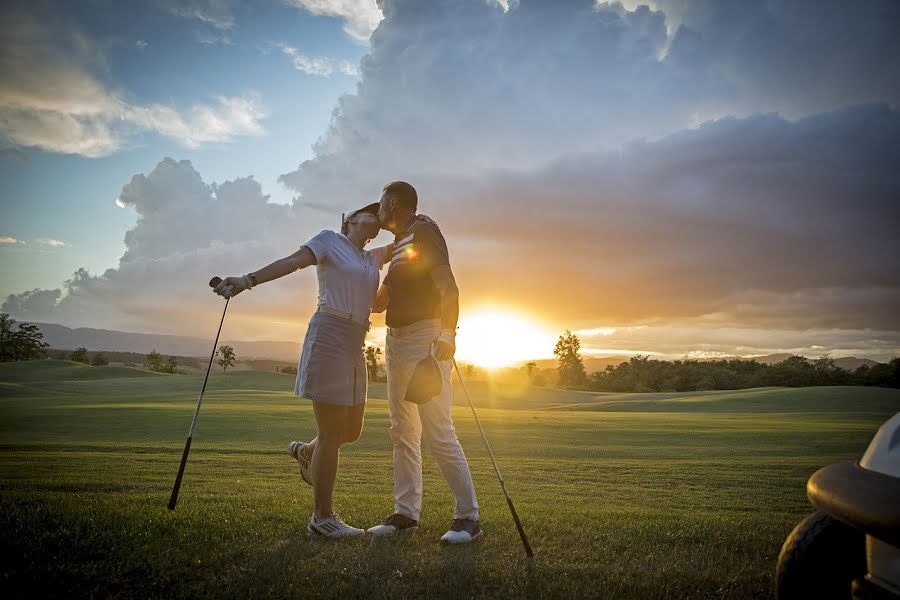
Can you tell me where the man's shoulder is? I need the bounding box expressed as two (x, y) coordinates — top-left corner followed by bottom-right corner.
(411, 215), (445, 242)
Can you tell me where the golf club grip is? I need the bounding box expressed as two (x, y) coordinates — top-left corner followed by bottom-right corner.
(168, 436), (192, 510)
(505, 494), (534, 557)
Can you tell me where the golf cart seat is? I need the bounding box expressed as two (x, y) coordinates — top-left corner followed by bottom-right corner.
(807, 460), (900, 547)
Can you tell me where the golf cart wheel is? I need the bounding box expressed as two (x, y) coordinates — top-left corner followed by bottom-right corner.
(776, 510), (866, 600)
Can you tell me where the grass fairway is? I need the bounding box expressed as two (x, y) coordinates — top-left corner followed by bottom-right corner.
(1, 360), (898, 599)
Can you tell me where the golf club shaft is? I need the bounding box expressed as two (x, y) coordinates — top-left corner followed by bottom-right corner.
(453, 358), (534, 558)
(168, 296), (230, 510)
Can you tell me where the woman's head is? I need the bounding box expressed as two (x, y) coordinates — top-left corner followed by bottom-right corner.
(342, 207), (381, 240)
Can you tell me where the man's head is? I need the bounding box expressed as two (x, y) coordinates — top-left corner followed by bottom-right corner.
(378, 181), (418, 233)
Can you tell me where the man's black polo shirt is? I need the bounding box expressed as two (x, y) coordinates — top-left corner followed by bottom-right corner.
(385, 215), (450, 328)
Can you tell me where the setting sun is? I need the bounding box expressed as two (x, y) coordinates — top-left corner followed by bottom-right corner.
(455, 308), (557, 369)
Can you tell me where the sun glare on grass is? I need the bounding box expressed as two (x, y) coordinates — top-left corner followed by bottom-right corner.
(455, 308), (556, 369)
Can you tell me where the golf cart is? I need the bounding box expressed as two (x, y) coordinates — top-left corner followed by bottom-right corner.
(776, 412), (900, 599)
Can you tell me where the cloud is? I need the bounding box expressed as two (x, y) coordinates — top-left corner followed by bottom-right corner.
(136, 40), (148, 50)
(3, 159), (318, 341)
(276, 43), (360, 77)
(166, 0), (236, 44)
(37, 239), (67, 247)
(575, 321), (900, 362)
(0, 236), (21, 244)
(4, 1), (899, 361)
(629, 0), (900, 113)
(273, 1), (899, 339)
(285, 0), (384, 43)
(417, 105), (900, 332)
(0, 10), (265, 156)
(2, 288), (62, 317)
(168, 0), (236, 31)
(281, 0), (900, 193)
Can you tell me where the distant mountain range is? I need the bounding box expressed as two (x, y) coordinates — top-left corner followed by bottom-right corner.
(31, 322), (300, 362)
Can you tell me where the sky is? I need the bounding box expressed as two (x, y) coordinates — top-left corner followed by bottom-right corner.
(2, 0), (899, 364)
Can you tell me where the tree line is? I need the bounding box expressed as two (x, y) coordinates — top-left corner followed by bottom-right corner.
(553, 330), (900, 391)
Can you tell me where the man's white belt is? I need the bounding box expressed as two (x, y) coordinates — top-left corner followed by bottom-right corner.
(387, 318), (441, 337)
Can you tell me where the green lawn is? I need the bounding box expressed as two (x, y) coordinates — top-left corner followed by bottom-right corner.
(1, 359), (897, 599)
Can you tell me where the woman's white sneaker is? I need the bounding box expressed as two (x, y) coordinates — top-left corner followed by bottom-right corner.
(307, 513), (365, 539)
(440, 518), (484, 544)
(288, 441), (313, 486)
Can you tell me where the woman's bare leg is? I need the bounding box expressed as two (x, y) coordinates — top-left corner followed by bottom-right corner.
(311, 401), (349, 518)
(344, 402), (366, 444)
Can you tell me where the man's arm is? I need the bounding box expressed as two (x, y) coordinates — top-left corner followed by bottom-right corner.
(431, 264), (459, 361)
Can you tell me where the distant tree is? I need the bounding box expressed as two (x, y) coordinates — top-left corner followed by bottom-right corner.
(0, 314), (49, 362)
(162, 356), (178, 374)
(91, 351), (109, 366)
(524, 361), (537, 382)
(554, 331), (586, 389)
(812, 354), (849, 386)
(465, 364), (476, 378)
(365, 346), (383, 381)
(217, 345), (235, 372)
(147, 350), (163, 372)
(70, 346), (90, 363)
(281, 365), (298, 375)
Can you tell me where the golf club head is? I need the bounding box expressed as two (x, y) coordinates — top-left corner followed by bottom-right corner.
(209, 276), (222, 288)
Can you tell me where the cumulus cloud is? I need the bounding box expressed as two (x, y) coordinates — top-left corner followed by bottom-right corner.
(276, 43), (360, 77)
(3, 159), (318, 342)
(0, 10), (265, 157)
(633, 0), (900, 118)
(0, 236), (21, 244)
(285, 0), (384, 43)
(282, 0), (900, 194)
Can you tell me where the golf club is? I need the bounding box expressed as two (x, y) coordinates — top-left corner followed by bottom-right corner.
(452, 358), (534, 558)
(167, 276), (229, 511)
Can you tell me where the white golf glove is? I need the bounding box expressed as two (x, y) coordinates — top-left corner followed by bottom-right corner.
(433, 329), (456, 361)
(214, 275), (252, 299)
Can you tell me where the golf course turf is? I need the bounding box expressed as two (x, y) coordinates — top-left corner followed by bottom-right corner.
(2, 359), (898, 598)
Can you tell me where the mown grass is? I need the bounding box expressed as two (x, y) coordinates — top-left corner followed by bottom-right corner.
(1, 359), (897, 599)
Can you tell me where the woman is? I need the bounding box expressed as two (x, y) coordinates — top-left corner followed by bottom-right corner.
(213, 203), (391, 538)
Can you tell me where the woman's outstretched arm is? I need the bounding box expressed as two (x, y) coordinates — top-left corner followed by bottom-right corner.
(253, 246), (317, 285)
(213, 246), (317, 298)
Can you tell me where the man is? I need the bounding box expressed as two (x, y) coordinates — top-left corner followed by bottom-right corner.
(366, 181), (482, 544)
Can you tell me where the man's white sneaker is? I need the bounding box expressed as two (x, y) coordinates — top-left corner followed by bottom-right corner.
(288, 441), (312, 486)
(307, 513), (365, 539)
(366, 513), (419, 536)
(440, 519), (484, 544)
